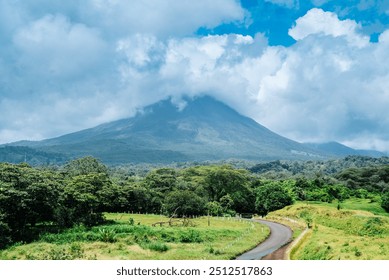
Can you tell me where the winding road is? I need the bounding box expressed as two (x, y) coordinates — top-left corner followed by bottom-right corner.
(236, 220), (292, 260)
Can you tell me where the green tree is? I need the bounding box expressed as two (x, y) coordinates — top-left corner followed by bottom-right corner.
(124, 183), (162, 214)
(163, 190), (206, 217)
(63, 156), (108, 177)
(255, 181), (294, 216)
(206, 201), (223, 216)
(0, 215), (12, 248)
(56, 173), (109, 227)
(143, 168), (178, 194)
(97, 182), (128, 212)
(203, 165), (248, 201)
(0, 163), (61, 243)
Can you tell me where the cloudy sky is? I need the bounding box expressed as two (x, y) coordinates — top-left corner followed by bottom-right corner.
(1, 0), (389, 152)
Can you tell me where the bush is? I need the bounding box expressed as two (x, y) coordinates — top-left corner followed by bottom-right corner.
(97, 228), (117, 243)
(141, 242), (169, 252)
(381, 192), (389, 212)
(42, 245), (85, 260)
(206, 201), (223, 216)
(178, 229), (203, 243)
(361, 217), (384, 236)
(299, 210), (313, 228)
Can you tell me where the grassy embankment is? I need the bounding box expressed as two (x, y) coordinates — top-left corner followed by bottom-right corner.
(0, 214), (269, 260)
(267, 198), (389, 260)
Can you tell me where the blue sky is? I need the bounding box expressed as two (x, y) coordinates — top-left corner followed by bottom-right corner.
(1, 0), (389, 152)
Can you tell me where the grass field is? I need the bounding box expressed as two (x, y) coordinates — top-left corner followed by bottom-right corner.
(305, 198), (389, 216)
(268, 199), (389, 260)
(0, 214), (269, 260)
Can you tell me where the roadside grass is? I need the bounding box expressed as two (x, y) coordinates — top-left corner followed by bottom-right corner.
(267, 199), (389, 260)
(0, 214), (269, 260)
(304, 198), (388, 216)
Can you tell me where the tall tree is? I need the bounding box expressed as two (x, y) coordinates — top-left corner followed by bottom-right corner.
(163, 190), (206, 217)
(63, 156), (108, 177)
(255, 181), (294, 216)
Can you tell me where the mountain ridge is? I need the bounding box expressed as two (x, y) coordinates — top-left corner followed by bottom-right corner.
(1, 95), (381, 165)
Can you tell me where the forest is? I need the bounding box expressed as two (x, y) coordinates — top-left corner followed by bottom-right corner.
(1, 155), (389, 250)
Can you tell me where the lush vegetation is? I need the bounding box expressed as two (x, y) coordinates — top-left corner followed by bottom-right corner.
(1, 155), (389, 259)
(0, 157), (270, 249)
(0, 214), (269, 260)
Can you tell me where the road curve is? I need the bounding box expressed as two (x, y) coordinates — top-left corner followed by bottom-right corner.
(236, 220), (292, 260)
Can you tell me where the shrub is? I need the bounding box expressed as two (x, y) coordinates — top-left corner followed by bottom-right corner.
(178, 229), (203, 243)
(382, 192), (389, 212)
(361, 217), (384, 236)
(353, 247), (362, 257)
(97, 228), (117, 243)
(43, 247), (76, 260)
(299, 210), (313, 228)
(69, 243), (85, 258)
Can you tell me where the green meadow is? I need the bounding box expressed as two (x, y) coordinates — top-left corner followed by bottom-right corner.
(0, 214), (269, 260)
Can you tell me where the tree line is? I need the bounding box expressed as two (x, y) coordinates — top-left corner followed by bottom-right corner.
(1, 156), (389, 248)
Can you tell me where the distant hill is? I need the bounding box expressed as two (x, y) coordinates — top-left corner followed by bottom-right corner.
(0, 146), (69, 165)
(0, 96), (334, 165)
(304, 142), (386, 157)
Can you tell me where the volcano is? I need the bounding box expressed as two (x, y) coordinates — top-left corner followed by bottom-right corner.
(1, 96), (325, 164)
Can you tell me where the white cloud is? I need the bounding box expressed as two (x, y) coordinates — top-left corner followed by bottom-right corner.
(288, 8), (369, 48)
(115, 33), (270, 115)
(83, 0), (245, 38)
(117, 34), (166, 70)
(250, 9), (389, 151)
(13, 14), (108, 79)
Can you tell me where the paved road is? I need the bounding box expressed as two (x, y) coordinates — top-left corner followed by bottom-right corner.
(236, 220), (292, 260)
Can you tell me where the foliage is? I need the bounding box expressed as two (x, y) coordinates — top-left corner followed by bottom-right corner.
(163, 190), (206, 217)
(0, 163), (62, 246)
(206, 201), (223, 216)
(203, 166), (249, 202)
(144, 168), (178, 194)
(140, 242), (169, 252)
(254, 180), (294, 216)
(382, 192), (389, 212)
(55, 172), (109, 227)
(0, 158), (113, 248)
(336, 165), (389, 193)
(63, 156), (108, 177)
(250, 156), (389, 179)
(0, 146), (69, 166)
(97, 228), (117, 243)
